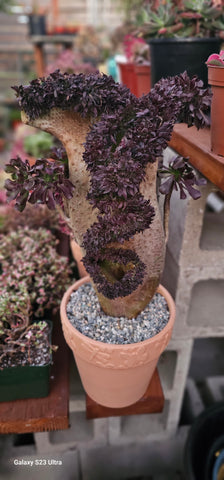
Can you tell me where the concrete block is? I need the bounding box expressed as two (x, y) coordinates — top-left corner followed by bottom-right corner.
(172, 275), (224, 339)
(189, 337), (224, 381)
(163, 149), (224, 269)
(203, 376), (224, 403)
(35, 412), (108, 454)
(80, 426), (189, 480)
(181, 378), (205, 424)
(162, 148), (224, 339)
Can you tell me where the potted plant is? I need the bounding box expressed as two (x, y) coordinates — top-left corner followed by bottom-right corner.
(28, 2), (47, 36)
(117, 34), (151, 96)
(136, 0), (224, 86)
(206, 49), (224, 156)
(0, 282), (54, 402)
(0, 226), (73, 401)
(4, 70), (211, 407)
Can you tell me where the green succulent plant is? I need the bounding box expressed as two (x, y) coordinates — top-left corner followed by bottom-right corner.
(137, 0), (224, 38)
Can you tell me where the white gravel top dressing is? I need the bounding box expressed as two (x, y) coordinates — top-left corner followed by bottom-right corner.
(66, 283), (170, 345)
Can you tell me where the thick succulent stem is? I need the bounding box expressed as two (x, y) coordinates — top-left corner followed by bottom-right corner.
(21, 109), (165, 318)
(21, 109), (97, 246)
(96, 161), (165, 318)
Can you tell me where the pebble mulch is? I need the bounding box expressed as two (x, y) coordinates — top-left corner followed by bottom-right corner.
(66, 283), (170, 345)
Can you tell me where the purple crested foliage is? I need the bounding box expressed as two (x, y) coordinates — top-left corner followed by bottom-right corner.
(82, 247), (146, 299)
(7, 70), (211, 299)
(12, 70), (134, 120)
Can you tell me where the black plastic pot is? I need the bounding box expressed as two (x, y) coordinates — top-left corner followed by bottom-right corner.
(28, 14), (46, 36)
(184, 402), (224, 480)
(148, 37), (222, 86)
(0, 321), (52, 402)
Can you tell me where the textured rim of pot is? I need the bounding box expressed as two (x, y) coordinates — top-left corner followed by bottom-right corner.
(60, 276), (176, 350)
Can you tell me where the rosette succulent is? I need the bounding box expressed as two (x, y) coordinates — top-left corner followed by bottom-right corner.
(136, 0), (224, 39)
(5, 70), (211, 318)
(206, 49), (224, 65)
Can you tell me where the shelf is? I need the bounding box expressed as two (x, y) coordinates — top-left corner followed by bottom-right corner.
(29, 35), (75, 45)
(0, 314), (70, 434)
(170, 124), (224, 192)
(86, 368), (164, 419)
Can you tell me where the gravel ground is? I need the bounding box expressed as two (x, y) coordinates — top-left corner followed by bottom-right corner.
(66, 282), (170, 344)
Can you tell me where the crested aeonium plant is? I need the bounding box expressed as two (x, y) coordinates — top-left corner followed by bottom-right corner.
(5, 70), (211, 319)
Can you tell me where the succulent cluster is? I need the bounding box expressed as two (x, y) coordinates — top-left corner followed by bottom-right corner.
(5, 156), (74, 211)
(11, 71), (132, 121)
(0, 281), (55, 369)
(124, 34), (150, 64)
(0, 227), (73, 317)
(6, 70), (211, 299)
(136, 0), (224, 39)
(0, 315), (54, 369)
(206, 49), (224, 65)
(0, 202), (61, 235)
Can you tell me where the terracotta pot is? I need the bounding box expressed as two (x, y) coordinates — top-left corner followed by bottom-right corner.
(133, 64), (151, 96)
(70, 239), (87, 278)
(117, 62), (138, 96)
(207, 65), (224, 157)
(60, 277), (176, 408)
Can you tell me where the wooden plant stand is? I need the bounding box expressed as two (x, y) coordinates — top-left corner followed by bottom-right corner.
(86, 369), (164, 419)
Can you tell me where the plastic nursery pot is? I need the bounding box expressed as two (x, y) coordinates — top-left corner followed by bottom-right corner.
(117, 62), (138, 96)
(0, 320), (52, 402)
(207, 65), (224, 157)
(28, 14), (46, 36)
(60, 277), (176, 408)
(133, 64), (151, 97)
(148, 37), (222, 87)
(184, 402), (224, 480)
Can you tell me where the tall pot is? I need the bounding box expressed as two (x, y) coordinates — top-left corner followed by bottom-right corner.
(117, 62), (151, 97)
(28, 14), (46, 36)
(207, 65), (224, 157)
(117, 62), (138, 95)
(60, 276), (175, 408)
(133, 64), (151, 96)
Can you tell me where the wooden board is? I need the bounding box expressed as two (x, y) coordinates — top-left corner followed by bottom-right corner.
(170, 124), (224, 192)
(0, 315), (70, 434)
(86, 368), (164, 419)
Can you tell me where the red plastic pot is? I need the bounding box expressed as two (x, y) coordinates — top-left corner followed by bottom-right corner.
(133, 64), (151, 97)
(117, 62), (138, 96)
(117, 62), (151, 97)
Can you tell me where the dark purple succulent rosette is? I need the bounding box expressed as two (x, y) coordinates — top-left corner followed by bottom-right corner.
(159, 155), (207, 200)
(5, 70), (211, 298)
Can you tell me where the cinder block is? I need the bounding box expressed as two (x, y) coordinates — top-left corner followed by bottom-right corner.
(80, 426), (189, 480)
(181, 378), (205, 423)
(162, 150), (224, 340)
(35, 412), (108, 454)
(173, 275), (224, 339)
(203, 376), (224, 403)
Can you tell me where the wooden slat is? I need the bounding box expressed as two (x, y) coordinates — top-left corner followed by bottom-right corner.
(170, 124), (224, 192)
(86, 369), (164, 419)
(0, 314), (70, 434)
